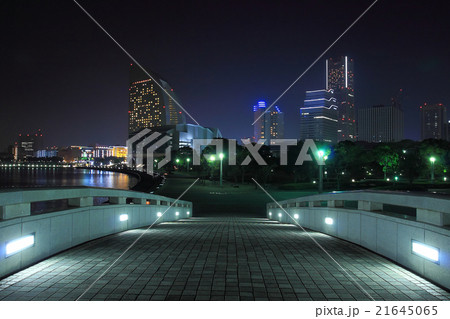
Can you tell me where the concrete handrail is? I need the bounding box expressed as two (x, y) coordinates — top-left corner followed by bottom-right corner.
(0, 187), (192, 220)
(267, 190), (450, 227)
(0, 187), (193, 279)
(266, 190), (450, 290)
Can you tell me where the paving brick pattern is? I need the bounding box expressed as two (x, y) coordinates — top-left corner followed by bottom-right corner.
(0, 217), (449, 301)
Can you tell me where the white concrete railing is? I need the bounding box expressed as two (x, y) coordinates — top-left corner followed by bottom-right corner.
(0, 188), (192, 278)
(266, 191), (450, 290)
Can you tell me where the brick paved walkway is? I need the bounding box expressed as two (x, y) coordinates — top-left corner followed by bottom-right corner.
(0, 217), (449, 301)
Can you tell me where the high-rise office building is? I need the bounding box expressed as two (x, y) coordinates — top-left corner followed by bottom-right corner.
(13, 129), (44, 160)
(253, 101), (284, 145)
(268, 106), (284, 144)
(128, 64), (186, 138)
(253, 101), (268, 142)
(357, 104), (404, 142)
(299, 89), (338, 144)
(326, 56), (355, 141)
(448, 120), (450, 141)
(420, 103), (448, 140)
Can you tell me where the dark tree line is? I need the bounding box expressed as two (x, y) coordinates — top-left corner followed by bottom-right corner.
(166, 138), (450, 189)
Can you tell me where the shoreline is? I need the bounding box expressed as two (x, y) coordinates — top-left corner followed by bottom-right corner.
(76, 166), (162, 193)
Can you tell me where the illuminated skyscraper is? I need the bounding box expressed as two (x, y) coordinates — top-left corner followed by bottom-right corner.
(420, 103), (448, 140)
(299, 89), (338, 144)
(268, 106), (284, 144)
(253, 101), (284, 145)
(128, 64), (186, 138)
(253, 101), (268, 142)
(13, 129), (44, 159)
(326, 56), (355, 141)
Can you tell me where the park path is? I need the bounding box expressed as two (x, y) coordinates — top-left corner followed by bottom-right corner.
(0, 217), (449, 301)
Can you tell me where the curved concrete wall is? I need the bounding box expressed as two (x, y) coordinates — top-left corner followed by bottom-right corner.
(267, 192), (450, 290)
(0, 188), (192, 279)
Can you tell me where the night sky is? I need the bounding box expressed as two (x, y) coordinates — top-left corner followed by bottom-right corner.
(1, 0), (449, 151)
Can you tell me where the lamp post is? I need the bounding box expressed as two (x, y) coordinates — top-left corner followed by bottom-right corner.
(219, 153), (224, 187)
(430, 156), (436, 182)
(317, 150), (325, 193)
(186, 158), (190, 172)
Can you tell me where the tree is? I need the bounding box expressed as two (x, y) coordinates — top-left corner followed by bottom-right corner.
(327, 141), (365, 189)
(375, 145), (399, 180)
(399, 146), (423, 184)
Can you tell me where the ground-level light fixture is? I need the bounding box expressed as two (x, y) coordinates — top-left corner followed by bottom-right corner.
(119, 214), (128, 221)
(325, 217), (333, 225)
(412, 240), (439, 263)
(6, 234), (35, 257)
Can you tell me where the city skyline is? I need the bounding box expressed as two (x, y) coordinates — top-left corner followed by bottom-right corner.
(1, 1), (450, 151)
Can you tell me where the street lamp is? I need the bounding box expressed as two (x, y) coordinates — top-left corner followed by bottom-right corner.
(317, 150), (325, 193)
(186, 158), (190, 172)
(219, 153), (224, 187)
(430, 156), (436, 182)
